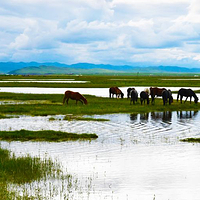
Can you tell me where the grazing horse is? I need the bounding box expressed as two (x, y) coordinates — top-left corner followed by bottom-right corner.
(140, 91), (149, 105)
(130, 88), (138, 104)
(177, 88), (198, 104)
(150, 87), (166, 104)
(162, 89), (173, 105)
(109, 87), (124, 98)
(63, 90), (88, 105)
(127, 87), (135, 98)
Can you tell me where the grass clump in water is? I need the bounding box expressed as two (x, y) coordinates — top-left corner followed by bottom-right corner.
(0, 146), (61, 199)
(0, 129), (98, 142)
(180, 138), (200, 143)
(63, 114), (109, 121)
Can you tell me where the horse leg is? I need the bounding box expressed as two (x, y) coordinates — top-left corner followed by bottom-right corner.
(177, 93), (179, 102)
(184, 97), (188, 103)
(169, 98), (171, 105)
(151, 95), (155, 104)
(63, 95), (67, 105)
(163, 98), (165, 105)
(66, 98), (69, 105)
(180, 96), (183, 104)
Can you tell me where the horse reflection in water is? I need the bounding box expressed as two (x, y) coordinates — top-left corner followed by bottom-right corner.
(130, 113), (149, 121)
(177, 110), (198, 119)
(130, 111), (172, 126)
(63, 90), (88, 105)
(151, 111), (172, 124)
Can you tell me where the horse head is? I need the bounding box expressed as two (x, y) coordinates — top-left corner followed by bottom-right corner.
(194, 96), (199, 103)
(82, 96), (88, 105)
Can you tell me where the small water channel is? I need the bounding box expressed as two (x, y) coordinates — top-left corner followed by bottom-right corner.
(1, 111), (200, 199)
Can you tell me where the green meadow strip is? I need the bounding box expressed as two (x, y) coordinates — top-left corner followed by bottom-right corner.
(0, 129), (98, 142)
(1, 74), (200, 87)
(0, 92), (200, 116)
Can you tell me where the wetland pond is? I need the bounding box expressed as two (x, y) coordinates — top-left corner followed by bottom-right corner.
(1, 110), (200, 200)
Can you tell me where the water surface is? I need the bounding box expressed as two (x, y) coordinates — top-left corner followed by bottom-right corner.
(1, 111), (200, 199)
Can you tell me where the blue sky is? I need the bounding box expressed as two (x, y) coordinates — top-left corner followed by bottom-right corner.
(0, 0), (200, 67)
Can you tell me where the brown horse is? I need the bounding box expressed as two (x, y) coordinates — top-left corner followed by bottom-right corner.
(63, 90), (87, 105)
(150, 87), (166, 104)
(109, 87), (124, 98)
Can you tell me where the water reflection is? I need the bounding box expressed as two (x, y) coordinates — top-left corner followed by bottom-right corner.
(130, 111), (198, 124)
(176, 110), (198, 119)
(151, 111), (172, 122)
(1, 111), (200, 200)
(130, 111), (173, 123)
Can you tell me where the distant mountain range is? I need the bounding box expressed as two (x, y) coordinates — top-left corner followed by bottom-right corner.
(0, 62), (200, 75)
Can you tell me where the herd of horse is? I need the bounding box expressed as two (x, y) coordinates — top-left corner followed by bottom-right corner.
(63, 87), (199, 105)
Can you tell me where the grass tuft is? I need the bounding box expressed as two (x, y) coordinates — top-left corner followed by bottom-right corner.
(180, 138), (200, 143)
(0, 129), (98, 142)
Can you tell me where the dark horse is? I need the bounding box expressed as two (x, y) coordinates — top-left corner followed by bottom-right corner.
(162, 89), (173, 105)
(63, 90), (88, 105)
(130, 88), (138, 104)
(109, 87), (124, 98)
(150, 87), (166, 104)
(177, 88), (198, 104)
(140, 91), (149, 105)
(127, 87), (135, 98)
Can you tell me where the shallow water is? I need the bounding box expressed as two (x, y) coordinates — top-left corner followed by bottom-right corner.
(1, 111), (200, 199)
(1, 86), (200, 98)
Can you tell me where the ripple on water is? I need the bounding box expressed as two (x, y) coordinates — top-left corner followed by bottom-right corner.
(1, 111), (200, 200)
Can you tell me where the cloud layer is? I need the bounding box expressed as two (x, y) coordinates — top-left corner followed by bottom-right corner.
(0, 0), (200, 67)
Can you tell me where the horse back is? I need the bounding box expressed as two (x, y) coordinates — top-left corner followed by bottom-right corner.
(150, 87), (166, 96)
(110, 87), (121, 94)
(65, 90), (81, 99)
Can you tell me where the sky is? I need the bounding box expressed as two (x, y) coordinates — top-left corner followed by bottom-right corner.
(0, 0), (200, 67)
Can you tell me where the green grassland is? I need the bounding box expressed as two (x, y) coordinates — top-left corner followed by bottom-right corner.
(1, 74), (200, 88)
(0, 74), (200, 198)
(0, 92), (200, 117)
(0, 129), (98, 142)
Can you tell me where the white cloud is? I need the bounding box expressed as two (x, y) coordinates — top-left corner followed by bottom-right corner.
(0, 0), (200, 67)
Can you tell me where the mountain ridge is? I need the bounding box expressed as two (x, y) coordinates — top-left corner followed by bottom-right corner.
(1, 62), (200, 75)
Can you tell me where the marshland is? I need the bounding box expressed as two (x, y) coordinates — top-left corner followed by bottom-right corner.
(1, 74), (200, 199)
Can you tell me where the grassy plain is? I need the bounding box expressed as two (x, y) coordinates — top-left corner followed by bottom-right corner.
(0, 74), (200, 198)
(0, 92), (200, 117)
(1, 74), (200, 88)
